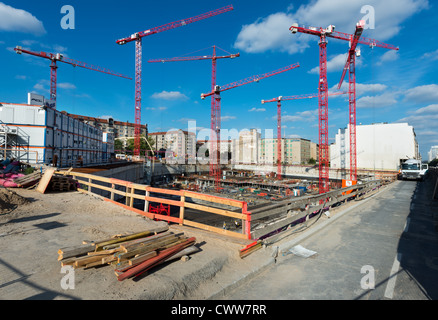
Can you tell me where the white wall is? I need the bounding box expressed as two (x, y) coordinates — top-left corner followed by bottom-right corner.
(330, 123), (418, 171)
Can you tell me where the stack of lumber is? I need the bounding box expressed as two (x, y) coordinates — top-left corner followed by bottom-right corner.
(13, 172), (42, 188)
(57, 226), (199, 281)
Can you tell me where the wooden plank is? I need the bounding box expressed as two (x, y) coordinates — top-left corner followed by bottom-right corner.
(153, 213), (182, 224)
(128, 251), (157, 266)
(36, 168), (55, 194)
(87, 248), (123, 256)
(94, 228), (168, 251)
(120, 232), (180, 251)
(74, 254), (111, 268)
(145, 196), (183, 207)
(179, 195), (185, 226)
(183, 220), (249, 240)
(239, 240), (262, 258)
(117, 236), (186, 262)
(183, 191), (244, 208)
(184, 202), (248, 220)
(146, 187), (183, 196)
(103, 198), (155, 220)
(116, 237), (196, 281)
(58, 244), (94, 260)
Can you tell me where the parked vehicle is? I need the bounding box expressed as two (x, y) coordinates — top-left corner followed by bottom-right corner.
(400, 159), (428, 181)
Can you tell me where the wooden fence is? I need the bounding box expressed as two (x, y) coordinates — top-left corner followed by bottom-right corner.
(57, 171), (252, 240)
(58, 170), (382, 242)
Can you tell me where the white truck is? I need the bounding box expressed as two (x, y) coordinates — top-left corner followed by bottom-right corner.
(400, 159), (428, 181)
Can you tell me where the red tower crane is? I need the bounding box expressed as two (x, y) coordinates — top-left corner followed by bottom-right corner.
(201, 63), (300, 191)
(262, 91), (347, 180)
(148, 46), (239, 175)
(290, 22), (398, 194)
(336, 21), (398, 181)
(116, 5), (234, 159)
(14, 46), (132, 107)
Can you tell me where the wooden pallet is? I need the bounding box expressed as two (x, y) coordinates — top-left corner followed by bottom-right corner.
(49, 174), (78, 192)
(51, 181), (72, 191)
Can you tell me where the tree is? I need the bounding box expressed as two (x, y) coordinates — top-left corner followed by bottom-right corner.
(429, 158), (438, 167)
(114, 139), (123, 153)
(125, 135), (155, 156)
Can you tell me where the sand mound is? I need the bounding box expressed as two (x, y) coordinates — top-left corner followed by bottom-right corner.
(0, 188), (30, 213)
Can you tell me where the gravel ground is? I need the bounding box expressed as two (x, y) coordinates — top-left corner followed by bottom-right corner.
(0, 187), (260, 300)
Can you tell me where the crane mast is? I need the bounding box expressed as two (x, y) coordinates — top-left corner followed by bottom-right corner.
(201, 63), (300, 191)
(116, 5), (234, 159)
(290, 22), (398, 194)
(262, 91), (347, 180)
(149, 46), (239, 175)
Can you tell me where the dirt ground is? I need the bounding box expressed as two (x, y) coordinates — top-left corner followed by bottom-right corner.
(0, 183), (388, 300)
(0, 187), (266, 300)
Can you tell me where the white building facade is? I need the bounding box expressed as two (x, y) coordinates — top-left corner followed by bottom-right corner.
(330, 122), (419, 171)
(0, 102), (114, 166)
(428, 146), (438, 162)
(231, 129), (261, 164)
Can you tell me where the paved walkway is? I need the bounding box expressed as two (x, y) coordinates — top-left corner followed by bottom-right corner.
(221, 177), (438, 300)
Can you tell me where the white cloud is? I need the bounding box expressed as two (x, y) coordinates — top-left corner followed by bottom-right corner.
(234, 12), (308, 54)
(309, 53), (351, 74)
(0, 3), (46, 35)
(19, 40), (68, 54)
(57, 82), (76, 90)
(413, 104), (438, 114)
(249, 107), (266, 112)
(146, 106), (167, 111)
(396, 114), (438, 131)
(33, 79), (49, 93)
(176, 118), (196, 123)
(33, 83), (47, 92)
(221, 115), (236, 121)
(356, 92), (397, 108)
(234, 0), (427, 54)
(52, 45), (68, 54)
(334, 82), (388, 96)
(151, 90), (188, 100)
(404, 84), (438, 104)
(421, 49), (438, 61)
(15, 75), (27, 80)
(377, 50), (399, 65)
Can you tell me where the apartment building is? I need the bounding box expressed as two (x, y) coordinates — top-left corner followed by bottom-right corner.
(149, 130), (196, 162)
(259, 138), (316, 165)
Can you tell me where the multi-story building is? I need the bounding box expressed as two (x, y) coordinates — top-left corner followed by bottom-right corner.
(66, 113), (147, 139)
(197, 139), (232, 163)
(330, 122), (419, 171)
(231, 129), (261, 164)
(428, 146), (438, 162)
(149, 130), (196, 163)
(259, 138), (316, 165)
(0, 102), (114, 166)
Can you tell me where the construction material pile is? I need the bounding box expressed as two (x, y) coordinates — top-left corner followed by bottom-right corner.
(36, 168), (78, 193)
(57, 226), (199, 281)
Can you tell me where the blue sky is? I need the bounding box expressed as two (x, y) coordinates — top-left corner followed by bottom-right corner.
(1, 0), (437, 158)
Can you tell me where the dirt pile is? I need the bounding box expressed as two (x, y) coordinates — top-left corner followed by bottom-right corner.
(0, 188), (31, 213)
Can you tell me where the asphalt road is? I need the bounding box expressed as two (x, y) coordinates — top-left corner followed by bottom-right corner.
(221, 179), (438, 300)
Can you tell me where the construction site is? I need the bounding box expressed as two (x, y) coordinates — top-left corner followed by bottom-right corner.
(1, 2), (437, 302)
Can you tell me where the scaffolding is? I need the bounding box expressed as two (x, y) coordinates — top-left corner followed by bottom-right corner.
(0, 120), (30, 162)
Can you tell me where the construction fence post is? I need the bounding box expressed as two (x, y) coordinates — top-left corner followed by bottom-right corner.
(179, 194), (185, 226)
